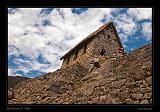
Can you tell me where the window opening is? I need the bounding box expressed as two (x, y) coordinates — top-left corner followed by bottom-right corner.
(74, 51), (78, 61)
(100, 49), (106, 56)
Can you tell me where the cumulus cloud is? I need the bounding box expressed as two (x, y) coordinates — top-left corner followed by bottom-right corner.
(141, 22), (152, 41)
(127, 8), (152, 20)
(8, 8), (152, 78)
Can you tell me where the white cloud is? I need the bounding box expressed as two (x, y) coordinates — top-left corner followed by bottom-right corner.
(127, 8), (152, 20)
(112, 8), (152, 43)
(112, 13), (137, 43)
(119, 33), (129, 43)
(141, 22), (152, 41)
(8, 68), (22, 77)
(8, 8), (152, 77)
(8, 68), (13, 76)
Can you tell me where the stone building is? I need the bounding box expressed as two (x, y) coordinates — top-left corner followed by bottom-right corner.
(8, 20), (152, 104)
(60, 21), (125, 69)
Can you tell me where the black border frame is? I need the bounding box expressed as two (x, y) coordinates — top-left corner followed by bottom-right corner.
(1, 0), (159, 111)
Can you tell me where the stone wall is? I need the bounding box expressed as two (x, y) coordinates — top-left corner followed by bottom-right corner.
(64, 44), (152, 104)
(8, 44), (152, 104)
(61, 22), (123, 69)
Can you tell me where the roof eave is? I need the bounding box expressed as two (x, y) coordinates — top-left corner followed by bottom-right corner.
(60, 21), (114, 60)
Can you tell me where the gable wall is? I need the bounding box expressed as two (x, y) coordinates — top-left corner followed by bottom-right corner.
(61, 23), (123, 69)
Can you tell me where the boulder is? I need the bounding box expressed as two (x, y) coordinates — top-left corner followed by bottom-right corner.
(125, 98), (134, 104)
(140, 99), (149, 104)
(8, 91), (13, 100)
(49, 81), (66, 94)
(145, 76), (152, 86)
(131, 93), (143, 100)
(143, 92), (152, 99)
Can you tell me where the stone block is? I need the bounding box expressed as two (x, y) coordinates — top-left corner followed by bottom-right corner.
(140, 80), (149, 87)
(8, 91), (13, 100)
(111, 79), (126, 88)
(145, 76), (152, 86)
(140, 87), (152, 93)
(140, 99), (149, 104)
(49, 81), (66, 94)
(150, 98), (152, 104)
(143, 92), (152, 99)
(134, 100), (140, 104)
(125, 98), (134, 104)
(110, 89), (120, 98)
(131, 93), (143, 100)
(119, 89), (131, 100)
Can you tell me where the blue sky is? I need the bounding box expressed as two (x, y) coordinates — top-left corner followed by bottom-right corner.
(8, 8), (152, 78)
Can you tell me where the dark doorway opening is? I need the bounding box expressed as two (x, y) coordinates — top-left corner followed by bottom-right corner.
(100, 49), (106, 56)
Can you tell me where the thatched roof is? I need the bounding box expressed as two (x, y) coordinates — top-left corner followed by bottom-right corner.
(60, 21), (123, 60)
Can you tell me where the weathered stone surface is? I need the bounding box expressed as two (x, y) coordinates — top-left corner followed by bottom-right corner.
(99, 86), (106, 92)
(8, 76), (30, 89)
(7, 25), (152, 104)
(132, 71), (145, 81)
(11, 98), (20, 102)
(143, 92), (152, 99)
(140, 80), (148, 87)
(140, 87), (152, 93)
(119, 89), (131, 100)
(134, 100), (140, 104)
(150, 98), (152, 104)
(136, 80), (143, 86)
(132, 87), (140, 93)
(125, 78), (135, 88)
(145, 71), (152, 77)
(131, 93), (143, 100)
(140, 99), (149, 104)
(125, 98), (134, 104)
(145, 76), (152, 86)
(111, 98), (121, 104)
(8, 99), (19, 104)
(111, 79), (126, 88)
(8, 91), (13, 100)
(99, 95), (108, 103)
(120, 85), (126, 92)
(110, 89), (120, 98)
(49, 81), (66, 94)
(63, 63), (88, 82)
(61, 21), (123, 69)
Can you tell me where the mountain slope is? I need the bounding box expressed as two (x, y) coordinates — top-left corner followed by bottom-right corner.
(8, 76), (30, 89)
(8, 44), (152, 104)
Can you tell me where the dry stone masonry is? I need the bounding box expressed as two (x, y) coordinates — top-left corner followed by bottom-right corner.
(60, 21), (124, 69)
(8, 21), (152, 104)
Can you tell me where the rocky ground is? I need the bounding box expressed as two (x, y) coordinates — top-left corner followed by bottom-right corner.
(8, 44), (152, 104)
(8, 76), (30, 89)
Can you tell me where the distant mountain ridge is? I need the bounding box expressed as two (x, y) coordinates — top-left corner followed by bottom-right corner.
(8, 76), (30, 89)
